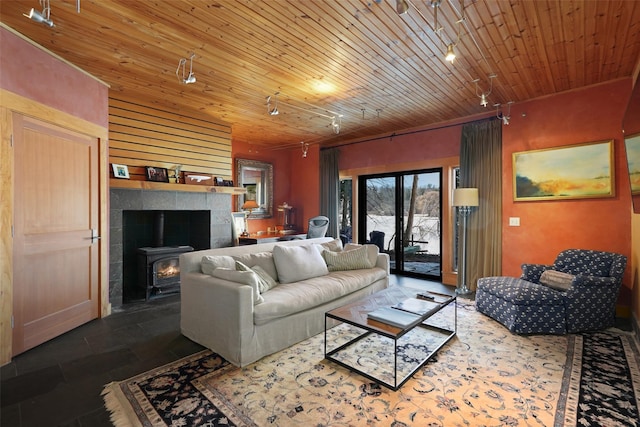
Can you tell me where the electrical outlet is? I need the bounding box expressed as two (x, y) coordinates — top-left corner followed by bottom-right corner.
(509, 217), (520, 226)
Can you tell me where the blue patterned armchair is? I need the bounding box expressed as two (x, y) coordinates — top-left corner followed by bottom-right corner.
(476, 249), (627, 334)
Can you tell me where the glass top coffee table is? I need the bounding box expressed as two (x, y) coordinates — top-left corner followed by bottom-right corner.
(324, 286), (456, 391)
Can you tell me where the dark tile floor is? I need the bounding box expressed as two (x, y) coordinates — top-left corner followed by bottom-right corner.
(1, 276), (449, 427)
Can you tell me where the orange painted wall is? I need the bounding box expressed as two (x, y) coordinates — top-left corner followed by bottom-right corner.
(338, 125), (461, 170)
(501, 79), (633, 303)
(0, 27), (108, 128)
(287, 144), (321, 231)
(231, 140), (320, 234)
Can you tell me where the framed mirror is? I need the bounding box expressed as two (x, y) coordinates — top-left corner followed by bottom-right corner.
(623, 76), (640, 213)
(236, 158), (273, 218)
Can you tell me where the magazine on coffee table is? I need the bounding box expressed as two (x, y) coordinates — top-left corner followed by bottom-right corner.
(391, 298), (441, 317)
(367, 306), (421, 328)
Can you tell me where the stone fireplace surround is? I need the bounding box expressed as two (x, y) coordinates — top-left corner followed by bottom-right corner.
(110, 188), (233, 306)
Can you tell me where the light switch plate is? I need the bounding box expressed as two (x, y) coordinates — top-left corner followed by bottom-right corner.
(509, 217), (520, 226)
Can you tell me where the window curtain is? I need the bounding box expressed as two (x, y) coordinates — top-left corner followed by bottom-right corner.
(320, 148), (340, 238)
(459, 119), (502, 290)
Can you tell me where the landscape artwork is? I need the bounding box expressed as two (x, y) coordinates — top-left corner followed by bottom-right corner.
(513, 140), (614, 201)
(625, 134), (640, 194)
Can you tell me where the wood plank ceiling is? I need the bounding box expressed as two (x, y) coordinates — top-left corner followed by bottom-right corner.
(2, 0), (640, 150)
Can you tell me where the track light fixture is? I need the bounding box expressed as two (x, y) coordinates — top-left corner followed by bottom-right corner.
(24, 0), (54, 27)
(474, 74), (496, 108)
(266, 93), (279, 115)
(301, 141), (309, 158)
(176, 54), (196, 84)
(396, 0), (464, 64)
(445, 44), (456, 63)
(495, 101), (513, 125)
(266, 91), (343, 135)
(396, 0), (409, 15)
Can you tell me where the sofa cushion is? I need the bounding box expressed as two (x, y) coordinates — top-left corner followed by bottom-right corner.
(321, 244), (374, 271)
(273, 244), (329, 284)
(233, 251), (279, 282)
(209, 267), (264, 305)
(254, 267), (388, 325)
(539, 269), (575, 291)
(201, 255), (235, 275)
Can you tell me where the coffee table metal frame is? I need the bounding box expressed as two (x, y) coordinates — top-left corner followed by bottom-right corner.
(324, 293), (456, 391)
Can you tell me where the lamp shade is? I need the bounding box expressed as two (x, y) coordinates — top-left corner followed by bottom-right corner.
(242, 200), (259, 210)
(453, 188), (479, 207)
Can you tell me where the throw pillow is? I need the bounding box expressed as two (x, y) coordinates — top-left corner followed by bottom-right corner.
(320, 238), (343, 252)
(209, 267), (264, 304)
(252, 265), (279, 292)
(201, 255), (235, 275)
(232, 251), (279, 282)
(539, 269), (575, 291)
(273, 244), (329, 284)
(322, 244), (375, 271)
(235, 261), (278, 293)
(344, 243), (379, 267)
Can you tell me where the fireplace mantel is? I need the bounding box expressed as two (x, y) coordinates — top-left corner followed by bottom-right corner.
(110, 178), (246, 195)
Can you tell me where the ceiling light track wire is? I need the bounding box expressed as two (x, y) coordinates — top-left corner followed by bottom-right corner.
(447, 0), (493, 76)
(400, 0), (465, 63)
(265, 91), (343, 134)
(396, 0), (502, 106)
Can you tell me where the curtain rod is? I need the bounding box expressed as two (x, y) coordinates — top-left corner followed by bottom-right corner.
(321, 115), (497, 151)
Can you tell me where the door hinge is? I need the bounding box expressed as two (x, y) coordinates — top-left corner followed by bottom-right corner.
(11, 316), (14, 329)
(11, 225), (14, 238)
(10, 134), (13, 147)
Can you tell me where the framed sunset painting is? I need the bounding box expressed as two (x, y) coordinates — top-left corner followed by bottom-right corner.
(513, 140), (614, 201)
(625, 133), (640, 195)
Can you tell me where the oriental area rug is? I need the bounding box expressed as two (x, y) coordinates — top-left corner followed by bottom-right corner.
(102, 301), (640, 427)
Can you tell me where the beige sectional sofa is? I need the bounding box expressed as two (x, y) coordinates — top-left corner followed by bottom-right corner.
(180, 237), (390, 367)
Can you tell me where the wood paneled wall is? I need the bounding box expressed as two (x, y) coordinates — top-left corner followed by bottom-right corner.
(108, 98), (233, 181)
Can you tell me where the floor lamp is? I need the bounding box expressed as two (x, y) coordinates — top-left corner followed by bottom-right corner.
(241, 199), (259, 237)
(453, 188), (479, 295)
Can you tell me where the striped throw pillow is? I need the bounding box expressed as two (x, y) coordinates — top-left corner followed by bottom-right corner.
(322, 244), (374, 271)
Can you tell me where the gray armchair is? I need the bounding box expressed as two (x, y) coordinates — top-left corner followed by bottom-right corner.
(476, 249), (627, 334)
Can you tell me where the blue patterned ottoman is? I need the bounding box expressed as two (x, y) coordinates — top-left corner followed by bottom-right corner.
(476, 276), (566, 334)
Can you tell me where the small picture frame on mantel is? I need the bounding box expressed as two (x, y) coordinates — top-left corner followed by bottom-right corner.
(112, 164), (130, 179)
(145, 166), (169, 182)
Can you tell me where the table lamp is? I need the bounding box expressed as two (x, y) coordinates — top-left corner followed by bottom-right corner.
(453, 188), (478, 295)
(241, 199), (260, 237)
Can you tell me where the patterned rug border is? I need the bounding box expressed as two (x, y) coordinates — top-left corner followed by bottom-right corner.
(103, 303), (640, 427)
(102, 350), (248, 427)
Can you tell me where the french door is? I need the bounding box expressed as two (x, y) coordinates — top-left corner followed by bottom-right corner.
(358, 169), (442, 280)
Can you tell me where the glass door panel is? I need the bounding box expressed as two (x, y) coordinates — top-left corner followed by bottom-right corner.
(359, 170), (441, 280)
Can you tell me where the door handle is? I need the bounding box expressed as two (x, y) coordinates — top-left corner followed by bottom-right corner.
(87, 229), (101, 243)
